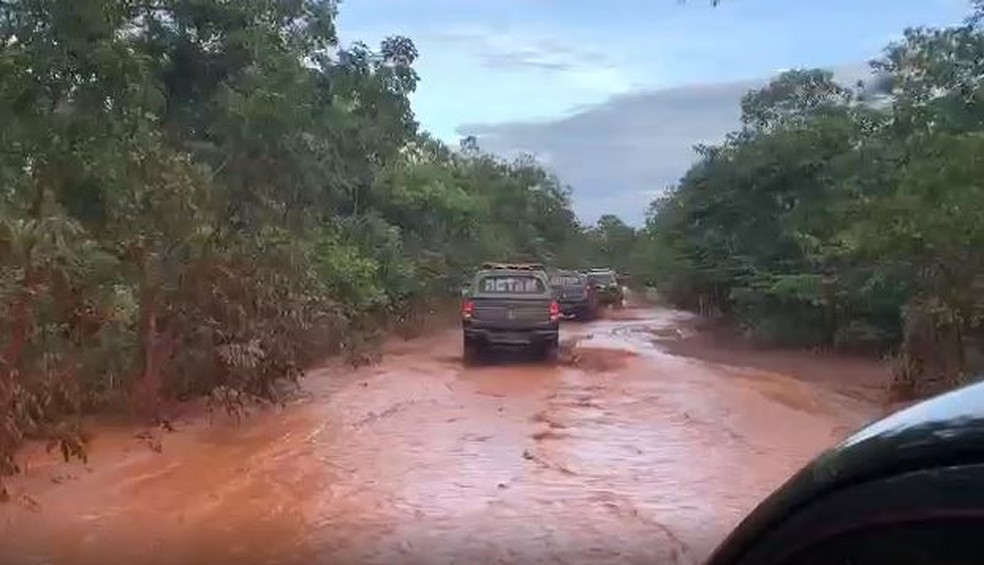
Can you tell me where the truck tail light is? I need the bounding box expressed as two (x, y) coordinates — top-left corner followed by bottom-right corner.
(462, 299), (474, 320)
(549, 300), (560, 322)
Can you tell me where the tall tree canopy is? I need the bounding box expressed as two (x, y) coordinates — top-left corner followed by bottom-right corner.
(639, 3), (984, 398)
(0, 0), (592, 486)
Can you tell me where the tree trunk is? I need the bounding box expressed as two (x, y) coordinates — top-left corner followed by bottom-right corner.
(1, 264), (39, 479)
(3, 264), (38, 378)
(135, 272), (162, 421)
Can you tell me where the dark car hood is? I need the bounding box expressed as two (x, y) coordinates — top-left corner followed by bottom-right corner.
(706, 379), (984, 564)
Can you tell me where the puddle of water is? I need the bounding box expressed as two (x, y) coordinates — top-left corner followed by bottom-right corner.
(0, 307), (881, 565)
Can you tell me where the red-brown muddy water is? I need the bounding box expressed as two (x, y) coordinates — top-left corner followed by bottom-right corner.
(0, 307), (882, 564)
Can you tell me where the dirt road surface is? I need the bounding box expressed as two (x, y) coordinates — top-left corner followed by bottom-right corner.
(0, 306), (884, 565)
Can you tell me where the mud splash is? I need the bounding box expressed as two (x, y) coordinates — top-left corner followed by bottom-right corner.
(0, 307), (883, 564)
(563, 347), (638, 373)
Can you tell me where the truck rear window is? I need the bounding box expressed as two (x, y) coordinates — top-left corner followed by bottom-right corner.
(479, 276), (545, 293)
(550, 275), (583, 287)
(587, 273), (616, 285)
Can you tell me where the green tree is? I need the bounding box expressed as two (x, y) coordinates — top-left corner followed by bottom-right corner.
(584, 215), (637, 274)
(0, 0), (598, 490)
(642, 3), (984, 395)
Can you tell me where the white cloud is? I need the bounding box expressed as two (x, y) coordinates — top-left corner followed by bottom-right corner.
(563, 66), (632, 93)
(426, 27), (631, 92)
(460, 63), (878, 227)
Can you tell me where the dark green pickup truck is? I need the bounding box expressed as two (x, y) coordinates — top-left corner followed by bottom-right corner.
(549, 270), (598, 320)
(585, 268), (624, 308)
(461, 266), (560, 364)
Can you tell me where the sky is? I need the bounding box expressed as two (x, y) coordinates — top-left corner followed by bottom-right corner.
(336, 0), (970, 225)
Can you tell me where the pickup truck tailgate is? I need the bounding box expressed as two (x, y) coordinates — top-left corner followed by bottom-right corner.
(472, 297), (553, 326)
(557, 286), (587, 301)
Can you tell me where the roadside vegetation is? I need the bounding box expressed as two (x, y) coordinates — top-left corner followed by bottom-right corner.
(636, 4), (984, 398)
(0, 0), (615, 491)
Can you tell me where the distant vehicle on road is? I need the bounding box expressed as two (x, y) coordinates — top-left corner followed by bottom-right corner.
(585, 268), (625, 308)
(461, 265), (560, 364)
(548, 270), (598, 320)
(706, 379), (984, 565)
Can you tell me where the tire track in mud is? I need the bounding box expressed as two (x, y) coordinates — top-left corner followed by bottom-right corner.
(519, 309), (870, 561)
(522, 328), (704, 563)
(590, 490), (699, 565)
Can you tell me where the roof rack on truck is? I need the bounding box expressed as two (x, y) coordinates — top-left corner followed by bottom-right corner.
(480, 262), (545, 271)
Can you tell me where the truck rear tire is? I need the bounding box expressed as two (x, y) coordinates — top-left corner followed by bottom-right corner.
(542, 337), (559, 363)
(463, 337), (482, 366)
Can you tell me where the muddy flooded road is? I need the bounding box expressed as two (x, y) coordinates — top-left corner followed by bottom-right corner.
(0, 307), (884, 564)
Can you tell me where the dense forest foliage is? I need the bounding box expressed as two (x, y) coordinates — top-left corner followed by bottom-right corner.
(638, 4), (984, 398)
(0, 0), (610, 487)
